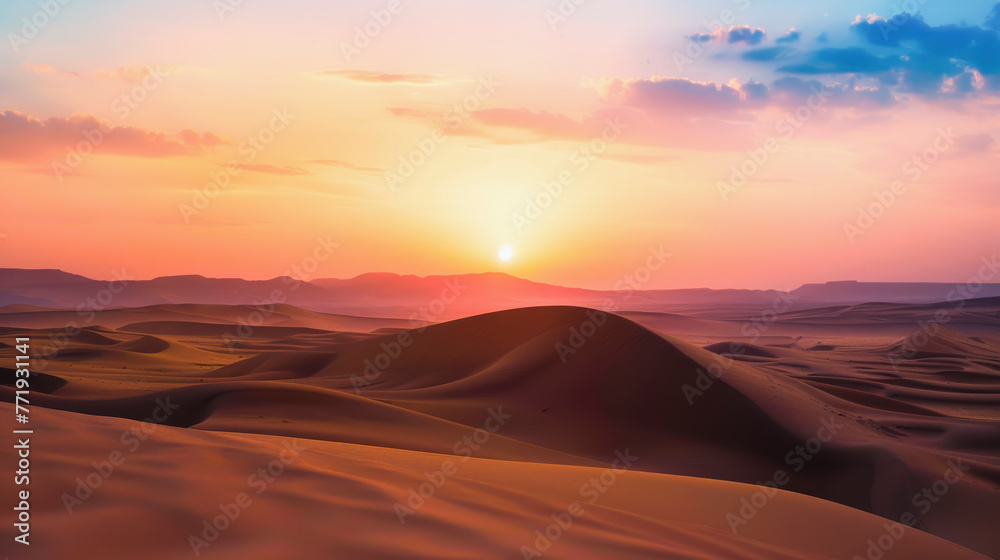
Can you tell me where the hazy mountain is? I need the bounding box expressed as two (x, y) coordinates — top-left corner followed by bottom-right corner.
(792, 280), (1000, 304)
(2, 269), (997, 319)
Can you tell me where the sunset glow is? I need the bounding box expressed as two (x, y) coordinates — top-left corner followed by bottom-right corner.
(1, 1), (998, 289)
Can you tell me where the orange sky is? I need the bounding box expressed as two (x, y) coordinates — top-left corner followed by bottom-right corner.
(1, 0), (998, 289)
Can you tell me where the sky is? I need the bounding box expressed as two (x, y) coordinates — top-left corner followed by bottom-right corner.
(0, 0), (998, 290)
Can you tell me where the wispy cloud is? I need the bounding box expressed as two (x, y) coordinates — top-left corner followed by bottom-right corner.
(308, 70), (451, 85)
(310, 159), (381, 173)
(93, 63), (182, 83)
(22, 62), (79, 77)
(235, 164), (310, 175)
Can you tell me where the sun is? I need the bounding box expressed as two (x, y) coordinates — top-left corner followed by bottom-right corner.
(498, 245), (514, 263)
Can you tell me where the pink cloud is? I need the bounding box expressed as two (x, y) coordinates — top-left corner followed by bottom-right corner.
(470, 108), (587, 139)
(22, 62), (79, 77)
(310, 70), (450, 85)
(93, 64), (180, 83)
(387, 107), (435, 118)
(384, 75), (902, 152)
(595, 76), (758, 116)
(177, 129), (228, 147)
(0, 110), (227, 162)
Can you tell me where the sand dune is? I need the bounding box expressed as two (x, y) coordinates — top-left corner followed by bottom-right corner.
(2, 302), (999, 558)
(1, 403), (988, 560)
(0, 302), (416, 331)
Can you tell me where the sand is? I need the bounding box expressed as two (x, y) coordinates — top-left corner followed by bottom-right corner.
(2, 301), (998, 559)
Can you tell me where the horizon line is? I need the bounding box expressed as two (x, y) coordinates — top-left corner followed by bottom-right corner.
(6, 266), (999, 293)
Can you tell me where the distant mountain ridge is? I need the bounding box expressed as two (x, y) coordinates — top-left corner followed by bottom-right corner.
(794, 280), (998, 304)
(2, 268), (999, 319)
